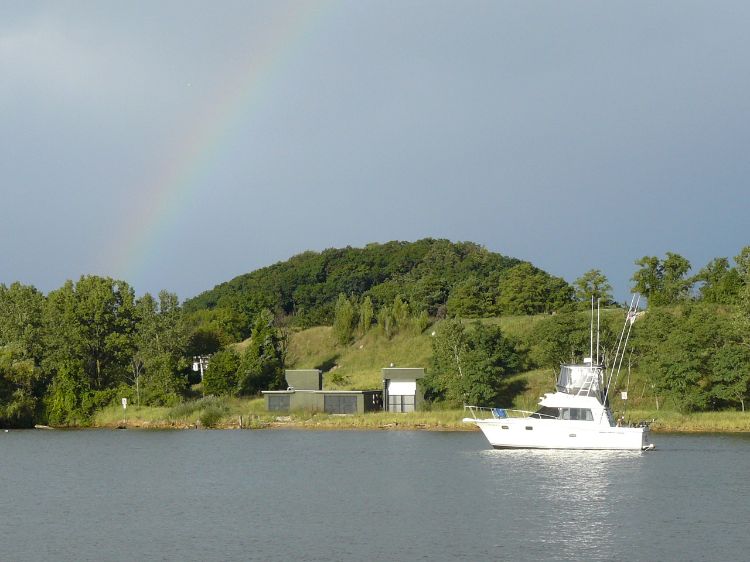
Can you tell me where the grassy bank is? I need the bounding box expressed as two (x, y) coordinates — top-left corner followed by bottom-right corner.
(92, 397), (470, 430)
(623, 409), (750, 432)
(89, 397), (750, 433)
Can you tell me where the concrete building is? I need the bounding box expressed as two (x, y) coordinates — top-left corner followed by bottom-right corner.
(382, 367), (426, 413)
(262, 369), (382, 414)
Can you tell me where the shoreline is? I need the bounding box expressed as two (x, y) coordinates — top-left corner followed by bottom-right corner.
(38, 417), (750, 434)
(31, 403), (750, 433)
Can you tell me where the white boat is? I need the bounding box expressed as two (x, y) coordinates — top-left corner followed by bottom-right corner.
(464, 297), (654, 451)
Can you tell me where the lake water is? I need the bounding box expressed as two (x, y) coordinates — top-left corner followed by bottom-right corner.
(1, 429), (748, 561)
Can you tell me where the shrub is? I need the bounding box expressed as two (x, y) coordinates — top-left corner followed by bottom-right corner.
(167, 396), (227, 421)
(199, 406), (225, 428)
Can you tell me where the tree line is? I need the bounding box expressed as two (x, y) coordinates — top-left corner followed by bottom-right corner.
(181, 239), (572, 335)
(2, 242), (749, 426)
(0, 277), (286, 427)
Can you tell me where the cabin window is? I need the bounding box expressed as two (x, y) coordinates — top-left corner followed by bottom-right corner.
(525, 426), (533, 430)
(501, 425), (509, 429)
(561, 408), (594, 421)
(531, 406), (559, 419)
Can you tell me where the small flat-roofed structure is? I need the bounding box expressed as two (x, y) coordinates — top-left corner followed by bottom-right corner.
(284, 369), (323, 391)
(382, 367), (426, 413)
(262, 369), (382, 414)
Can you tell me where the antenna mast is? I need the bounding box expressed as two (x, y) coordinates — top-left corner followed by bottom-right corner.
(590, 296), (594, 364)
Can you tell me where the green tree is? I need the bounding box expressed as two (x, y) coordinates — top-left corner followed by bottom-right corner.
(413, 310), (430, 335)
(391, 296), (410, 332)
(573, 269), (613, 304)
(203, 348), (240, 396)
(357, 296), (374, 337)
(527, 310), (617, 369)
(659, 252), (693, 303)
(183, 307), (247, 349)
(426, 320), (520, 406)
(710, 344), (750, 411)
(732, 251), (750, 405)
(427, 319), (467, 404)
(633, 303), (734, 412)
(406, 274), (450, 317)
(0, 344), (42, 427)
(45, 361), (90, 426)
(0, 283), (46, 426)
(68, 276), (136, 390)
(237, 309), (285, 395)
(42, 276), (137, 422)
(631, 253), (693, 306)
(446, 276), (489, 317)
(332, 293), (357, 345)
(694, 258), (742, 304)
(0, 282), (46, 361)
(131, 291), (188, 406)
(727, 246), (750, 338)
(496, 263), (574, 315)
(377, 306), (395, 339)
(734, 246), (750, 279)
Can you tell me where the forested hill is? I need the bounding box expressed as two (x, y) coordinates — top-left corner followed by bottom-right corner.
(183, 239), (573, 330)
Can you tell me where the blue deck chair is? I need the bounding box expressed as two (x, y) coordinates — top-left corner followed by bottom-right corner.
(491, 408), (508, 419)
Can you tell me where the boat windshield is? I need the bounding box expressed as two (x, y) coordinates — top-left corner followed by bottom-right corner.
(560, 407), (594, 421)
(530, 406), (559, 419)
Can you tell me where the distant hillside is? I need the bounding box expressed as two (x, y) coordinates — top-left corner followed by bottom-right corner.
(184, 239), (573, 335)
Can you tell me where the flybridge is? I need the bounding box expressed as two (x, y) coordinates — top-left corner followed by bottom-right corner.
(556, 364), (604, 398)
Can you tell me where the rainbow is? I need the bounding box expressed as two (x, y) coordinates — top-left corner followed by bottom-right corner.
(107, 2), (333, 289)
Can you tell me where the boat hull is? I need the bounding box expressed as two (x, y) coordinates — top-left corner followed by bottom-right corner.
(470, 418), (651, 451)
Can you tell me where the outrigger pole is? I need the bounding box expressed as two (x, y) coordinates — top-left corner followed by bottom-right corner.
(603, 294), (640, 404)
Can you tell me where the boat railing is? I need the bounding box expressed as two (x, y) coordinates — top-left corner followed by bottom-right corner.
(463, 405), (555, 421)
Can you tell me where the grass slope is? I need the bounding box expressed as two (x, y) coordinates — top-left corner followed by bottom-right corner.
(285, 326), (434, 390)
(281, 313), (637, 403)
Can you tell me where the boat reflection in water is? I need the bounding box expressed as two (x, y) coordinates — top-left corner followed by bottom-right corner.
(476, 446), (648, 560)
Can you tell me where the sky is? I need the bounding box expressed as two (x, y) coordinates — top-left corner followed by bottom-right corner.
(1, 1), (748, 303)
